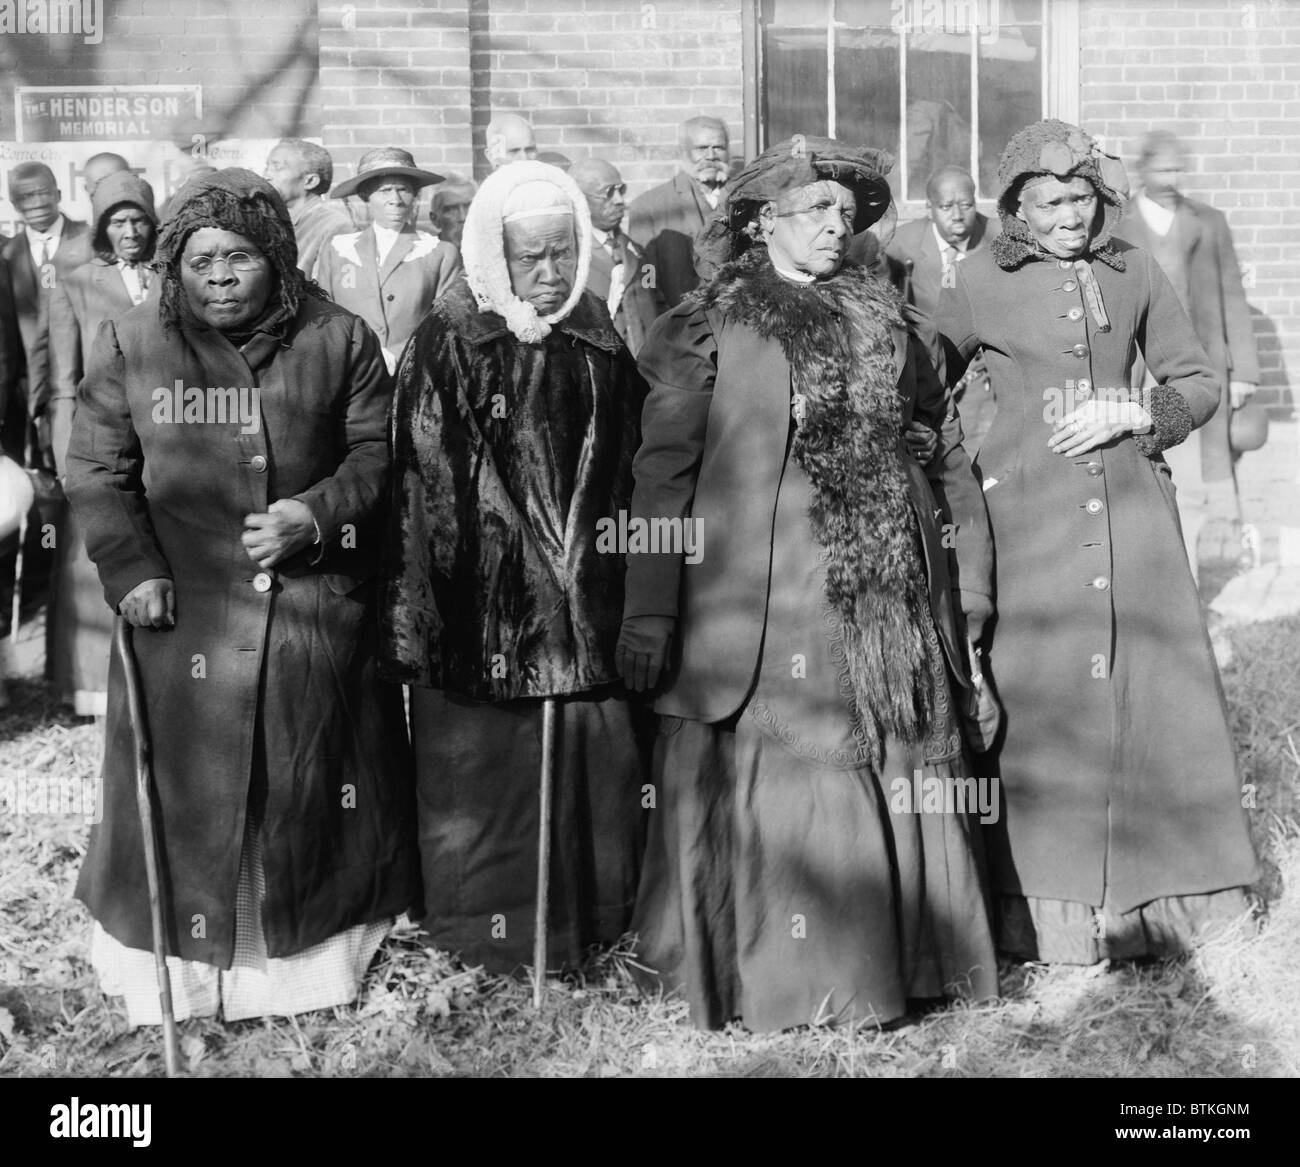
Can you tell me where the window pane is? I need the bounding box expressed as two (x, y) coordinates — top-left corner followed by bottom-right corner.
(761, 0), (828, 143)
(763, 28), (829, 141)
(904, 30), (972, 201)
(977, 0), (1044, 196)
(833, 5), (901, 201)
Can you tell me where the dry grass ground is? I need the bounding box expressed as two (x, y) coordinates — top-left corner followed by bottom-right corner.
(2, 615), (1298, 1079)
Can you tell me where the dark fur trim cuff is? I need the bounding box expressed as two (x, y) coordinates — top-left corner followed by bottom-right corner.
(1134, 385), (1195, 458)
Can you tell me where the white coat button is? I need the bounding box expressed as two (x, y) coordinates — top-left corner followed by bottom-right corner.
(1092, 575), (1110, 590)
(1086, 462), (1104, 477)
(253, 572), (273, 593)
(1077, 378), (1091, 392)
(250, 455), (268, 473)
(1086, 497), (1104, 514)
(1058, 258), (1073, 270)
(1068, 307), (1083, 321)
(1062, 279), (1078, 292)
(1072, 343), (1089, 359)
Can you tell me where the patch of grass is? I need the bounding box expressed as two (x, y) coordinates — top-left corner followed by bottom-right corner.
(2, 615), (1299, 1079)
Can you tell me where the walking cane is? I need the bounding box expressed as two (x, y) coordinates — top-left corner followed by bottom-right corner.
(532, 697), (558, 1008)
(9, 432), (34, 641)
(114, 617), (181, 1077)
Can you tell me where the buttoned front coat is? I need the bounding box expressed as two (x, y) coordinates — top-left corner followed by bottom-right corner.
(936, 239), (1258, 913)
(64, 295), (420, 968)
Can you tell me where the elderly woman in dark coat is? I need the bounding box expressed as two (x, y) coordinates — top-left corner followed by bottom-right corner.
(381, 161), (648, 976)
(46, 171), (161, 716)
(65, 168), (419, 1024)
(617, 138), (998, 1032)
(936, 119), (1258, 964)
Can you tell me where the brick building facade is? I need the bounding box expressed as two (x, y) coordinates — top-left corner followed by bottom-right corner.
(0, 0), (1294, 410)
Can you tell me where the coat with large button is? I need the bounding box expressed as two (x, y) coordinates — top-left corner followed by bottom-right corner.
(64, 294), (420, 968)
(313, 225), (462, 371)
(937, 236), (1258, 914)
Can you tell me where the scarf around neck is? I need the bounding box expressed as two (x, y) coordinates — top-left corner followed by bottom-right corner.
(691, 247), (935, 766)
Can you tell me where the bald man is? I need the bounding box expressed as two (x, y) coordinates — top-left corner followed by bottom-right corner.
(484, 114), (539, 170)
(571, 158), (657, 356)
(887, 165), (1000, 451)
(82, 153), (130, 201)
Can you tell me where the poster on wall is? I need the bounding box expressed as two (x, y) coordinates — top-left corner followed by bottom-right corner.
(1, 84), (286, 232)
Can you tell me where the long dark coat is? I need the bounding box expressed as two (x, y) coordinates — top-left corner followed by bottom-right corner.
(623, 260), (993, 736)
(380, 276), (645, 699)
(1117, 196), (1261, 481)
(937, 238), (1258, 913)
(65, 296), (420, 968)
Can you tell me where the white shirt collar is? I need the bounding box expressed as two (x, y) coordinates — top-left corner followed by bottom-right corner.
(771, 262), (817, 285)
(26, 215), (64, 266)
(591, 225), (610, 246)
(372, 223), (403, 264)
(1136, 192), (1176, 237)
(931, 222), (969, 258)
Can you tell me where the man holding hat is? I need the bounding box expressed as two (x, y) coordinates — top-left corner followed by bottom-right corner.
(315, 146), (462, 372)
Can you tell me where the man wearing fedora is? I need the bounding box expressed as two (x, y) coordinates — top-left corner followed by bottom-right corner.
(1118, 130), (1262, 581)
(315, 147), (462, 372)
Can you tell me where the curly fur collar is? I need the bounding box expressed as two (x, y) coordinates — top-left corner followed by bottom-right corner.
(691, 248), (934, 765)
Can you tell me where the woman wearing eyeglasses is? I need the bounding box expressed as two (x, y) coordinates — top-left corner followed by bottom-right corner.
(617, 138), (998, 1031)
(64, 168), (420, 1026)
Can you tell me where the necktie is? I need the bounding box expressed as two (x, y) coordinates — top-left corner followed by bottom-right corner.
(38, 236), (51, 268)
(605, 232), (626, 317)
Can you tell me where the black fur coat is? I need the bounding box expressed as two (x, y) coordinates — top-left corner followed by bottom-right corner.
(380, 275), (646, 699)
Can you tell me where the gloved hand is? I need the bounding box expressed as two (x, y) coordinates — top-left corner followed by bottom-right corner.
(615, 614), (675, 692)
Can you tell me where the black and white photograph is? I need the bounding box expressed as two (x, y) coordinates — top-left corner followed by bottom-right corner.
(0, 0), (1297, 1106)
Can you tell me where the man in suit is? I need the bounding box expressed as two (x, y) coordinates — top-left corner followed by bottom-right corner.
(1118, 130), (1261, 580)
(264, 138), (355, 277)
(571, 157), (658, 356)
(888, 165), (1000, 451)
(315, 147), (462, 373)
(2, 162), (92, 466)
(627, 115), (731, 315)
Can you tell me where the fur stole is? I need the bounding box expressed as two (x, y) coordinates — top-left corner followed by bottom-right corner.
(691, 247), (933, 765)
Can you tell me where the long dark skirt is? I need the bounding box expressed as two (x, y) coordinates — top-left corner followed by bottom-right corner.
(632, 710), (999, 1033)
(410, 684), (649, 974)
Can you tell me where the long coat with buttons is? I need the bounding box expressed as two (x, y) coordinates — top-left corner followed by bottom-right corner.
(64, 294), (421, 969)
(937, 238), (1257, 915)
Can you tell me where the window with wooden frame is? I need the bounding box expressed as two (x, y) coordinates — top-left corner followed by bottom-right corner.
(743, 0), (1080, 207)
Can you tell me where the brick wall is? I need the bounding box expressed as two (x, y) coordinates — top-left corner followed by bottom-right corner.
(319, 0), (745, 199)
(1079, 0), (1299, 415)
(319, 0), (474, 178)
(0, 0), (319, 142)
